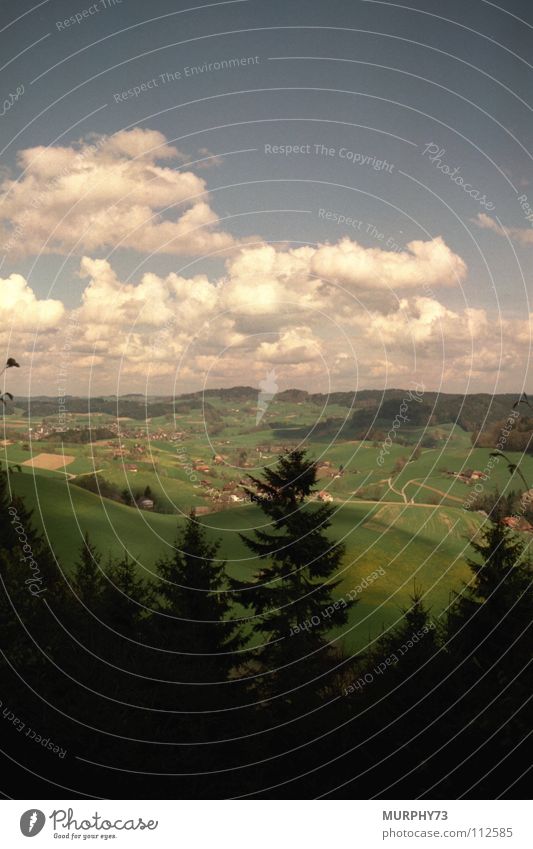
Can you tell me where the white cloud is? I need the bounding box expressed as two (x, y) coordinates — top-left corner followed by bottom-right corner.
(75, 234), (466, 344)
(78, 256), (220, 336)
(361, 298), (494, 353)
(310, 236), (467, 290)
(0, 129), (237, 257)
(4, 235), (530, 394)
(61, 236), (500, 392)
(256, 327), (322, 364)
(0, 273), (64, 330)
(474, 213), (533, 245)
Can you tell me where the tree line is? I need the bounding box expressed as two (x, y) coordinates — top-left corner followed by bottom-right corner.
(0, 450), (531, 798)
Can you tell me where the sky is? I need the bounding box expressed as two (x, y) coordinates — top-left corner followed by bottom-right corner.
(0, 0), (532, 397)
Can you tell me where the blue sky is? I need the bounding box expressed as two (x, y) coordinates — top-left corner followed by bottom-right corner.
(0, 0), (532, 394)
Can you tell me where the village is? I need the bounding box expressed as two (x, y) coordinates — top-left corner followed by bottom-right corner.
(3, 404), (533, 531)
(2, 408), (346, 515)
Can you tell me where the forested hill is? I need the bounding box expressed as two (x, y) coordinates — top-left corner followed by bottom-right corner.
(8, 388), (521, 431)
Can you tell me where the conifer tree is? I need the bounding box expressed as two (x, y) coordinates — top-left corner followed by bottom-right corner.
(0, 466), (69, 747)
(437, 510), (533, 796)
(233, 450), (353, 700)
(447, 506), (532, 673)
(372, 589), (440, 681)
(0, 467), (66, 631)
(73, 532), (106, 606)
(340, 590), (443, 798)
(101, 552), (154, 640)
(153, 510), (244, 683)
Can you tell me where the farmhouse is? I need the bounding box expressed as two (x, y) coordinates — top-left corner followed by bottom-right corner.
(222, 481), (238, 492)
(317, 490), (333, 503)
(219, 492), (245, 506)
(502, 516), (533, 532)
(452, 468), (486, 484)
(137, 497), (154, 510)
(502, 516), (533, 533)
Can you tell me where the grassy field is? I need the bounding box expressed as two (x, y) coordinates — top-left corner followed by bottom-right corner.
(9, 472), (177, 567)
(4, 395), (532, 651)
(9, 468), (488, 652)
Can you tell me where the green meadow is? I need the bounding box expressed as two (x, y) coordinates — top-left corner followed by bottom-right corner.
(4, 392), (532, 651)
(8, 468), (484, 652)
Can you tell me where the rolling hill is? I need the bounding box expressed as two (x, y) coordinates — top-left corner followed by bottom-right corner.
(10, 470), (482, 651)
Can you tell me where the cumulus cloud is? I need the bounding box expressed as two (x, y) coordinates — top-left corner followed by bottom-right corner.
(310, 236), (467, 290)
(215, 236), (466, 329)
(0, 274), (65, 394)
(256, 327), (323, 364)
(51, 235), (487, 391)
(5, 234), (529, 393)
(0, 128), (237, 257)
(361, 298), (493, 352)
(473, 213), (533, 245)
(67, 234), (466, 380)
(193, 147), (224, 169)
(76, 234), (466, 341)
(0, 273), (64, 330)
(78, 256), (218, 333)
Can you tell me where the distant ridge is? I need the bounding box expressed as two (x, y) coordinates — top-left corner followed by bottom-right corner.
(8, 388), (523, 431)
(11, 387), (520, 402)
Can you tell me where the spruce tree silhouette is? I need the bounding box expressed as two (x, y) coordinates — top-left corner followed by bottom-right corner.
(73, 532), (106, 607)
(232, 450), (353, 708)
(152, 510), (244, 688)
(437, 507), (533, 797)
